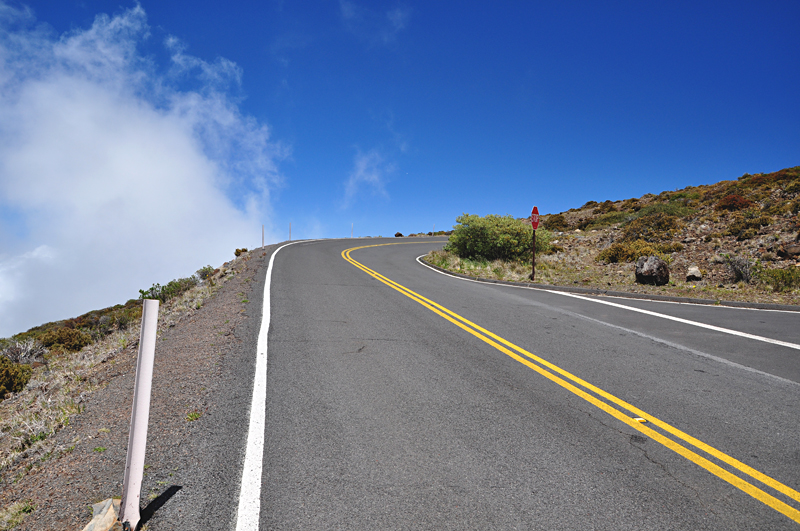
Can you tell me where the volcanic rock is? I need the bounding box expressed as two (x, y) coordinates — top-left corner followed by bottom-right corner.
(686, 265), (703, 281)
(635, 256), (670, 286)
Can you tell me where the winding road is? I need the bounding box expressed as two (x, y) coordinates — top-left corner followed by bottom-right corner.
(165, 237), (800, 529)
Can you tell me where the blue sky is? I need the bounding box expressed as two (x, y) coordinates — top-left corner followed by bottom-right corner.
(0, 0), (798, 336)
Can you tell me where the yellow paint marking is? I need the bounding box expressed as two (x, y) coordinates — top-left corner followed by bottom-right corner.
(342, 242), (800, 524)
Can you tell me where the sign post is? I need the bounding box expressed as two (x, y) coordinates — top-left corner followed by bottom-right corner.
(530, 206), (540, 281)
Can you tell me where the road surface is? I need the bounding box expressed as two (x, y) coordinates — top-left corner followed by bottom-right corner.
(160, 237), (800, 529)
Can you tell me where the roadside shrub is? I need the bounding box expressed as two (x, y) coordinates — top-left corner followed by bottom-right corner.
(542, 214), (568, 231)
(621, 198), (641, 211)
(670, 191), (700, 201)
(40, 327), (91, 352)
(587, 211), (631, 229)
(621, 212), (681, 242)
(196, 265), (215, 281)
(597, 240), (659, 263)
(783, 180), (800, 195)
(747, 173), (776, 188)
(759, 267), (800, 292)
(139, 276), (198, 303)
(0, 356), (32, 399)
(596, 239), (683, 264)
(763, 199), (790, 216)
(723, 255), (756, 283)
(659, 242), (685, 253)
(445, 214), (552, 261)
(234, 248), (249, 257)
(725, 210), (773, 240)
(594, 200), (617, 214)
(716, 194), (755, 211)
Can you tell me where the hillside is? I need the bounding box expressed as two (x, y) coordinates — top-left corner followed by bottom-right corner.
(0, 250), (265, 529)
(426, 166), (800, 306)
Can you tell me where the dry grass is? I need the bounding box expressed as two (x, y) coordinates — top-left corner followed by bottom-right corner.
(0, 499), (35, 530)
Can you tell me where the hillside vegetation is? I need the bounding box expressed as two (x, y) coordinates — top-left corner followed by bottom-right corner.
(0, 252), (257, 506)
(426, 166), (800, 304)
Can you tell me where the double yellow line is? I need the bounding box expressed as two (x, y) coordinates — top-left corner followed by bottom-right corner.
(343, 242), (800, 524)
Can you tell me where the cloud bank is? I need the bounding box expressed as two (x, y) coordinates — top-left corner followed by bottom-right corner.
(0, 3), (286, 337)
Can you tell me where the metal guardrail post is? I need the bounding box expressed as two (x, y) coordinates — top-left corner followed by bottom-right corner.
(119, 298), (160, 530)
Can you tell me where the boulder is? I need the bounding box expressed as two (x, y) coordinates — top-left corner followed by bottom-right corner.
(81, 498), (122, 531)
(635, 256), (670, 286)
(777, 244), (800, 259)
(686, 265), (703, 281)
(394, 232), (404, 238)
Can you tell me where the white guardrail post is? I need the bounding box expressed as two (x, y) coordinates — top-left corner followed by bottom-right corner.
(119, 298), (160, 530)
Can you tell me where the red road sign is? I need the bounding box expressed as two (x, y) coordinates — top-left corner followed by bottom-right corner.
(531, 206), (540, 230)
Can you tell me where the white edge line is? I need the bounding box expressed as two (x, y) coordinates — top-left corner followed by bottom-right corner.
(415, 255), (800, 352)
(547, 290), (800, 351)
(235, 240), (318, 531)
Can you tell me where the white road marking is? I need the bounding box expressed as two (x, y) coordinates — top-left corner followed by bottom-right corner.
(548, 290), (800, 351)
(236, 240), (314, 531)
(415, 255), (800, 351)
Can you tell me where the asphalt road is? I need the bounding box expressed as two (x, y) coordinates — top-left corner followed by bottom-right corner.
(167, 237), (800, 529)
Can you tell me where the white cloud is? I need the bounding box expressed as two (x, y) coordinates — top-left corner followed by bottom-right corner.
(343, 149), (395, 208)
(386, 7), (410, 33)
(0, 3), (286, 337)
(338, 1), (411, 45)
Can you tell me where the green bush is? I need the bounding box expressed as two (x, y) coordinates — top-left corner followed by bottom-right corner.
(594, 200), (617, 214)
(139, 276), (198, 302)
(196, 265), (215, 281)
(587, 211), (631, 229)
(40, 327), (91, 352)
(621, 212), (682, 242)
(621, 198), (641, 211)
(234, 248), (248, 257)
(597, 240), (659, 263)
(445, 214), (552, 261)
(725, 210), (773, 240)
(0, 356), (32, 399)
(542, 214), (568, 231)
(784, 180), (800, 195)
(759, 267), (800, 292)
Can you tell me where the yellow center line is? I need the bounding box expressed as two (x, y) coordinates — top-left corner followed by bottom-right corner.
(342, 242), (800, 524)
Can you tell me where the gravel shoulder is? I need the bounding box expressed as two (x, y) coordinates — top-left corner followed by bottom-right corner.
(0, 245), (274, 530)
